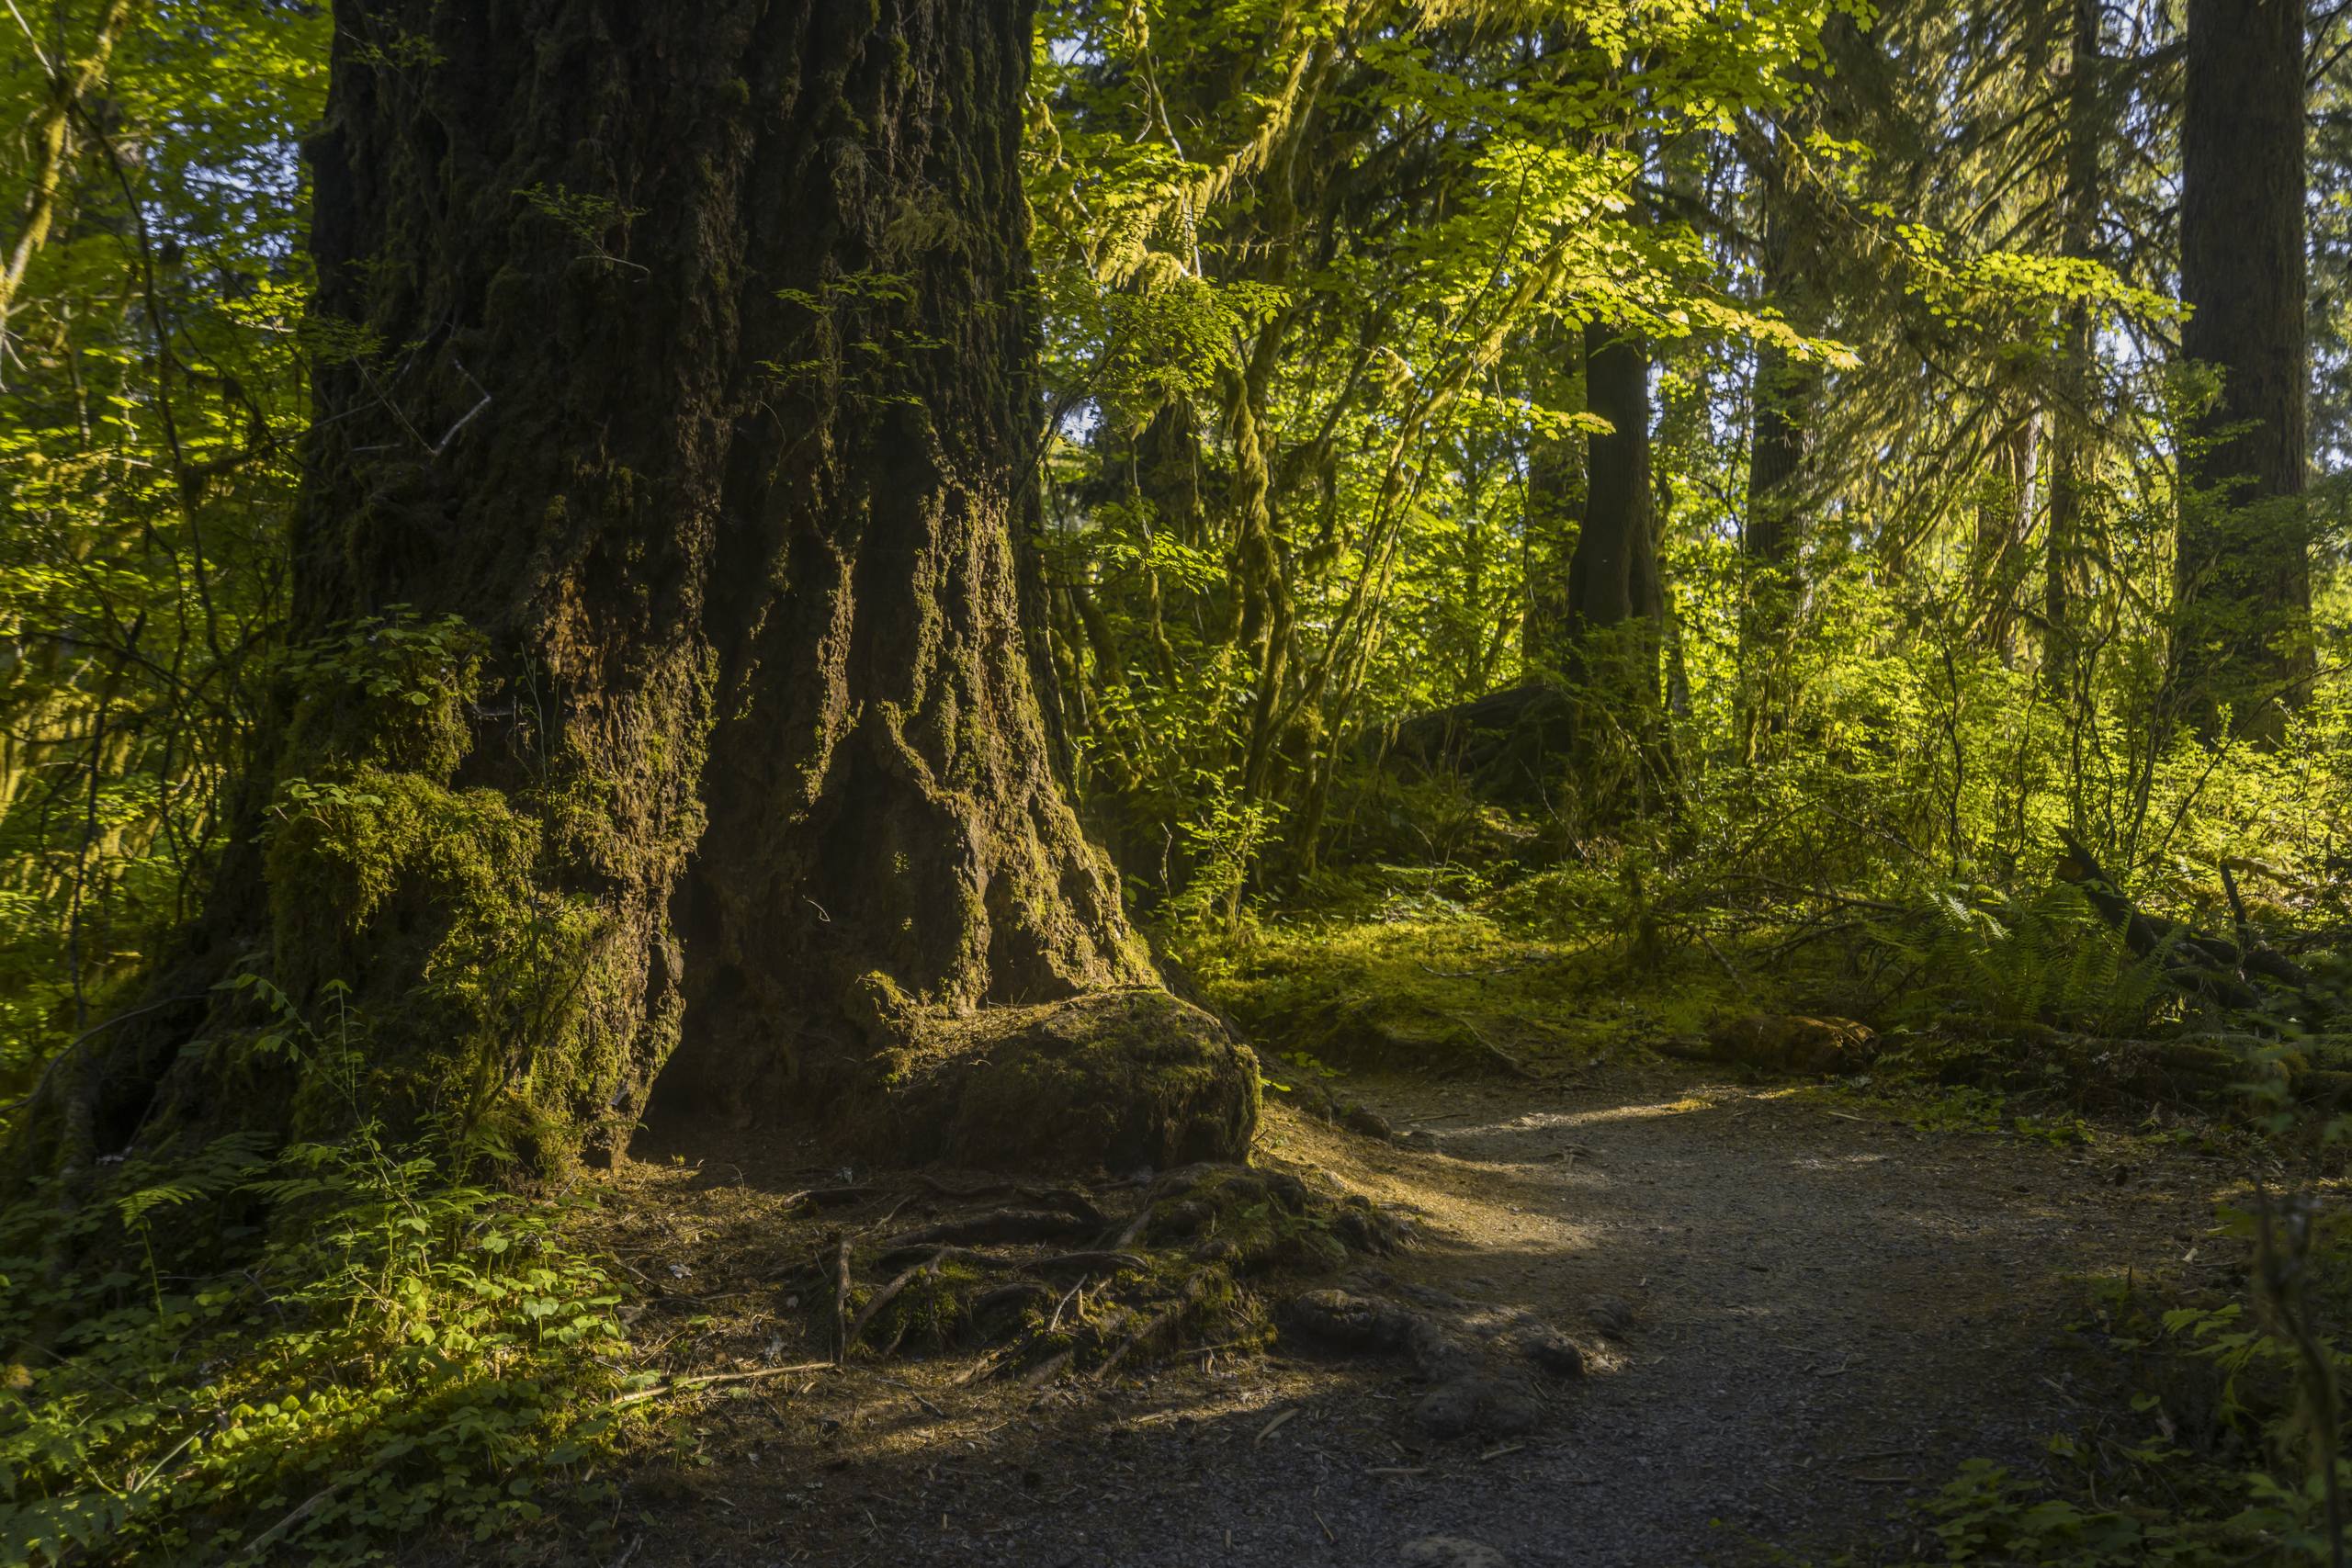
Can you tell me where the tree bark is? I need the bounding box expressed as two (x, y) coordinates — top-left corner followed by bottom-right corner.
(2174, 0), (2312, 740)
(1738, 153), (1815, 750)
(2041, 0), (2102, 700)
(1743, 341), (1807, 577)
(1566, 319), (1663, 705)
(17, 0), (1256, 1190)
(1969, 412), (2039, 665)
(1519, 326), (1584, 673)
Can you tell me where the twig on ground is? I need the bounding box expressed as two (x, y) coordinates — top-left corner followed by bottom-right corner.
(843, 1252), (946, 1359)
(831, 1235), (853, 1366)
(612, 1363), (834, 1408)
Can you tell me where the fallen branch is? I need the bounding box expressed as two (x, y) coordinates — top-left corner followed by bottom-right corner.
(612, 1362), (833, 1408)
(782, 1184), (886, 1213)
(234, 1475), (355, 1561)
(881, 1208), (1097, 1250)
(2055, 828), (2321, 1015)
(831, 1234), (853, 1366)
(842, 1252), (945, 1359)
(1450, 1015), (1544, 1081)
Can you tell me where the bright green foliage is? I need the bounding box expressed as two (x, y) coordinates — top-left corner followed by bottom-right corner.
(0, 984), (630, 1565)
(0, 0), (326, 1094)
(1016, 0), (2351, 937)
(1026, 0), (1860, 899)
(1921, 1458), (2223, 1564)
(1881, 886), (2176, 1038)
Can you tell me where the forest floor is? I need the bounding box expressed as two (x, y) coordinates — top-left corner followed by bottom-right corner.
(556, 1058), (2233, 1568)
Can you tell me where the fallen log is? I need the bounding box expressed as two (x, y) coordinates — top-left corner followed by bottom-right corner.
(2053, 828), (2323, 1020)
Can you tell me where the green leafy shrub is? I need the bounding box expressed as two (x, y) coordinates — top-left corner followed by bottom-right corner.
(1883, 885), (2177, 1038)
(0, 981), (635, 1565)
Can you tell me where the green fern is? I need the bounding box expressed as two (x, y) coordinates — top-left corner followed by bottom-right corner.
(1892, 884), (2176, 1038)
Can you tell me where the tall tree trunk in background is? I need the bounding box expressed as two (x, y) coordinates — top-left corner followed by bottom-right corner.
(0, 0), (137, 332)
(1743, 344), (1808, 581)
(2174, 0), (2312, 741)
(1559, 319), (1671, 800)
(2041, 0), (2102, 700)
(16, 0), (1256, 1192)
(1970, 412), (2040, 665)
(1520, 325), (1585, 673)
(1739, 161), (1816, 751)
(1566, 320), (1664, 703)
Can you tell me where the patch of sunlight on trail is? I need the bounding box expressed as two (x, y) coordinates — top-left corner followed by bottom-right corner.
(1520, 1094), (1724, 1128)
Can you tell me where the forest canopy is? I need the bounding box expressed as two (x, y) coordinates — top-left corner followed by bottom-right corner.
(3, 0), (2352, 1562)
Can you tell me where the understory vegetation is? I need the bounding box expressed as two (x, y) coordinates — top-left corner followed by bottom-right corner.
(5, 0), (2352, 1562)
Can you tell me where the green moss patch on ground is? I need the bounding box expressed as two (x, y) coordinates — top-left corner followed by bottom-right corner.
(1171, 906), (1755, 1085)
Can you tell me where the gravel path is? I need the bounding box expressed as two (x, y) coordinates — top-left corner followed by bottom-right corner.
(602, 1072), (2223, 1567)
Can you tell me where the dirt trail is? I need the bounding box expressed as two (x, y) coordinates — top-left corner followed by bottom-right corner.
(600, 1071), (2225, 1567)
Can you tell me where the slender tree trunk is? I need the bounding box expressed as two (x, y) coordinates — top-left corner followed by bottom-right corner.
(1739, 161), (1815, 750)
(1520, 326), (1585, 673)
(0, 0), (138, 333)
(17, 0), (1256, 1191)
(1741, 149), (1809, 581)
(1126, 413), (1185, 692)
(2174, 0), (2312, 740)
(1743, 344), (1808, 575)
(2041, 0), (2102, 699)
(1228, 332), (1295, 806)
(1566, 319), (1662, 703)
(1970, 412), (2040, 665)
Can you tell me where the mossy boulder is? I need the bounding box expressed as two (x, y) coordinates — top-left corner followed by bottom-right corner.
(1674, 1013), (1879, 1076)
(854, 989), (1260, 1172)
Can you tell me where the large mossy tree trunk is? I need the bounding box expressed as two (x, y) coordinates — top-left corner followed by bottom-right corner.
(18, 0), (1257, 1190)
(2173, 0), (2312, 741)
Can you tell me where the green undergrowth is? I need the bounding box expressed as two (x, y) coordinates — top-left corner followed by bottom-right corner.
(1792, 1048), (2266, 1152)
(1896, 1194), (2352, 1565)
(1171, 841), (2351, 1166)
(0, 984), (645, 1566)
(1170, 892), (1747, 1082)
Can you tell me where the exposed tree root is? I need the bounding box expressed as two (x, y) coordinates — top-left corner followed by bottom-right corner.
(786, 1159), (1411, 1387)
(844, 1255), (943, 1357)
(880, 1208), (1102, 1248)
(840, 991), (1261, 1172)
(1285, 1276), (1589, 1438)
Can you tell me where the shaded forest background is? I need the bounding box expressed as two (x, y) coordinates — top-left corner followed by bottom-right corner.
(6, 0), (2349, 1069)
(5, 0), (2352, 1562)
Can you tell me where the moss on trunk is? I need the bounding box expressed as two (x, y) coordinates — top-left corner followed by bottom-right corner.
(13, 0), (1256, 1190)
